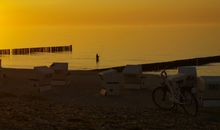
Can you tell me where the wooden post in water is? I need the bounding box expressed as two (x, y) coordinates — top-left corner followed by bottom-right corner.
(69, 45), (73, 52)
(0, 49), (10, 55)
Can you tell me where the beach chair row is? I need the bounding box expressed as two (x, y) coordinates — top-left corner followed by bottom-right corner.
(99, 65), (220, 107)
(30, 62), (71, 92)
(99, 65), (148, 96)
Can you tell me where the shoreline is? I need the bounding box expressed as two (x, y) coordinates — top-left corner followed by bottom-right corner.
(1, 55), (220, 72)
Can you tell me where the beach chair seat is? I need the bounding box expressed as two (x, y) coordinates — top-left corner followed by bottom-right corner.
(122, 65), (143, 89)
(30, 66), (54, 92)
(200, 76), (220, 107)
(99, 69), (121, 96)
(50, 62), (71, 86)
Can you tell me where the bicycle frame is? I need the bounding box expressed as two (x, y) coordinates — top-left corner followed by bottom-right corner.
(163, 74), (190, 104)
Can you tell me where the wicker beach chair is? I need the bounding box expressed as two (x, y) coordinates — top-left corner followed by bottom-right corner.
(178, 66), (197, 88)
(201, 76), (220, 107)
(30, 66), (54, 92)
(99, 69), (121, 96)
(49, 62), (71, 87)
(122, 65), (143, 89)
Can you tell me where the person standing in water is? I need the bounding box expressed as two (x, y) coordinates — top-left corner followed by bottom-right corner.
(96, 53), (100, 63)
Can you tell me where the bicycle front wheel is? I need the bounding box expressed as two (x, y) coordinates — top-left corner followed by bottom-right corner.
(181, 90), (198, 116)
(152, 86), (175, 110)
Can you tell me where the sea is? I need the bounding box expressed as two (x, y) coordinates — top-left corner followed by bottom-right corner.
(0, 25), (220, 76)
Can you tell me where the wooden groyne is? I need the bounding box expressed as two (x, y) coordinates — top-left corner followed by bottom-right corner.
(12, 48), (30, 55)
(0, 45), (72, 55)
(96, 55), (220, 72)
(0, 49), (10, 55)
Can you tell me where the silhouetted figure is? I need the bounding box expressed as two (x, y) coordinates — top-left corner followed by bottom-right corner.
(96, 53), (100, 63)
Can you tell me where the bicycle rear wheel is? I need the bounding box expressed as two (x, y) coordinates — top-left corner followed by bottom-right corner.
(181, 90), (198, 116)
(152, 86), (175, 110)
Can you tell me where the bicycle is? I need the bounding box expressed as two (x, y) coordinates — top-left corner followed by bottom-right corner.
(152, 70), (198, 116)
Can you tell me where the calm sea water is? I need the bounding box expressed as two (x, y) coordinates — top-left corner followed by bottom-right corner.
(0, 25), (220, 75)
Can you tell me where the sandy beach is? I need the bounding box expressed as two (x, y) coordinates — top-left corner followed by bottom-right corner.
(0, 68), (219, 129)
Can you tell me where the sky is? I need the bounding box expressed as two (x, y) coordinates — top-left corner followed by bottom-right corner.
(0, 0), (219, 50)
(0, 0), (220, 27)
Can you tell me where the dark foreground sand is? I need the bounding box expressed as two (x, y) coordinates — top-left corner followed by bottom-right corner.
(0, 68), (219, 130)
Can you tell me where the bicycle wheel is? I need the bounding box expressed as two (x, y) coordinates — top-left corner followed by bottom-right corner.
(152, 86), (175, 110)
(181, 90), (198, 116)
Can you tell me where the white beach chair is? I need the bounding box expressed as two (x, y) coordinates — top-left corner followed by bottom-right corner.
(177, 66), (208, 106)
(201, 76), (220, 107)
(30, 66), (54, 92)
(122, 65), (143, 89)
(99, 69), (121, 96)
(178, 66), (197, 88)
(49, 62), (71, 86)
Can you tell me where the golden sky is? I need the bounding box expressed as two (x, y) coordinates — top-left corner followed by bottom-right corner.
(0, 0), (220, 27)
(0, 0), (220, 52)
